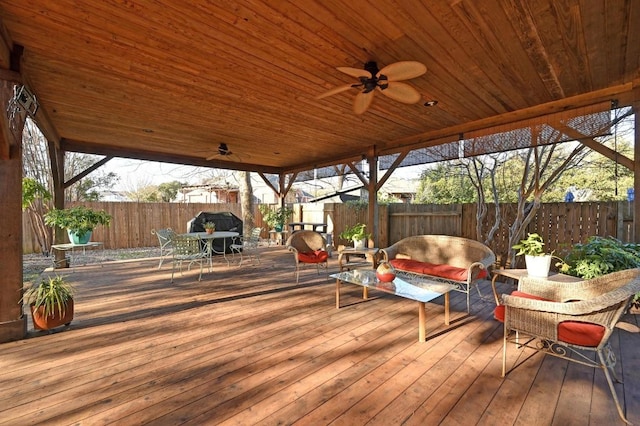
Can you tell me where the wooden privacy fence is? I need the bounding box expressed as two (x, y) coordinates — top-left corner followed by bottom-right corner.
(23, 201), (633, 261)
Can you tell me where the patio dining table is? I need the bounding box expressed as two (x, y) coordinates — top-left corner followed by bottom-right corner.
(182, 231), (239, 268)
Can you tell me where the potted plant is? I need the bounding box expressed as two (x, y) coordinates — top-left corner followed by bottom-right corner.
(44, 206), (112, 244)
(512, 233), (556, 277)
(204, 222), (216, 234)
(340, 223), (371, 249)
(259, 205), (293, 232)
(559, 236), (640, 309)
(22, 275), (75, 331)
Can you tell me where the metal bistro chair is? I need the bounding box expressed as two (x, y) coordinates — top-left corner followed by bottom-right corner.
(230, 227), (262, 266)
(151, 228), (176, 269)
(496, 268), (640, 424)
(170, 234), (209, 283)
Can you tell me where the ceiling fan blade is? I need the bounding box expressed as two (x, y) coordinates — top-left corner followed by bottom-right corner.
(353, 90), (375, 114)
(206, 154), (219, 161)
(378, 81), (422, 104)
(336, 67), (372, 79)
(316, 83), (357, 99)
(377, 61), (426, 81)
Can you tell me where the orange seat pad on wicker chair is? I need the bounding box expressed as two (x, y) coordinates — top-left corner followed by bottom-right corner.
(494, 290), (605, 347)
(298, 250), (329, 263)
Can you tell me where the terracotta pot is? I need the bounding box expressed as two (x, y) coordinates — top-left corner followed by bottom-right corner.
(30, 299), (74, 331)
(206, 229), (214, 234)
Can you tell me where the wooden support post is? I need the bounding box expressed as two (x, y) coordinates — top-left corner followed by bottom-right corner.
(0, 79), (27, 342)
(49, 141), (68, 267)
(634, 101), (640, 242)
(367, 146), (378, 247)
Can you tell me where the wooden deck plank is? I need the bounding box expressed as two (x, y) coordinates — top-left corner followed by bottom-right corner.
(357, 301), (501, 425)
(286, 296), (477, 425)
(1, 248), (638, 425)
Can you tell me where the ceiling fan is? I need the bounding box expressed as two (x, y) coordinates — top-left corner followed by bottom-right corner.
(206, 143), (240, 161)
(316, 61), (426, 114)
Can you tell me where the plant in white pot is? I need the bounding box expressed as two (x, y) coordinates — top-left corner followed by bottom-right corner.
(512, 233), (560, 278)
(44, 206), (112, 244)
(339, 223), (371, 249)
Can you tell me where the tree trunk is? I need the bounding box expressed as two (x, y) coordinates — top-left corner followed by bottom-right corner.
(238, 171), (254, 237)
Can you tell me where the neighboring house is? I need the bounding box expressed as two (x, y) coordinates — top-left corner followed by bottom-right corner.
(308, 177), (419, 204)
(174, 174), (417, 205)
(379, 177), (419, 203)
(98, 190), (129, 202)
(177, 183), (239, 203)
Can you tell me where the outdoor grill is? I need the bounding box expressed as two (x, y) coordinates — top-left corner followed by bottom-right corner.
(186, 211), (243, 254)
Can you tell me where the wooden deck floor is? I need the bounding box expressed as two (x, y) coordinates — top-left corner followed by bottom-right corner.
(2, 246), (639, 425)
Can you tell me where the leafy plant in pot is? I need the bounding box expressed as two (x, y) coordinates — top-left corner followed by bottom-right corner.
(259, 205), (293, 232)
(203, 221), (216, 234)
(559, 236), (640, 309)
(512, 233), (563, 278)
(22, 275), (75, 331)
(44, 206), (112, 244)
(339, 223), (371, 249)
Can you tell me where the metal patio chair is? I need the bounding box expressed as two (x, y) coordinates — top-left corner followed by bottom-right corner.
(230, 227), (263, 266)
(151, 228), (175, 269)
(170, 234), (208, 283)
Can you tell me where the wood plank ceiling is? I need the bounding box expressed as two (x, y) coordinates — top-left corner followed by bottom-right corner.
(0, 1), (638, 175)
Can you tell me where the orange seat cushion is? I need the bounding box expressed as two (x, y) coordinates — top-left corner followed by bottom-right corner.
(494, 291), (551, 322)
(389, 259), (487, 281)
(495, 292), (606, 347)
(557, 321), (606, 347)
(298, 250), (328, 264)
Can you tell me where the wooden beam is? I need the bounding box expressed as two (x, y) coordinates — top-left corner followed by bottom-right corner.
(552, 110), (635, 171)
(61, 138), (282, 174)
(376, 149), (409, 192)
(381, 84), (634, 156)
(64, 156), (113, 188)
(257, 172), (279, 196)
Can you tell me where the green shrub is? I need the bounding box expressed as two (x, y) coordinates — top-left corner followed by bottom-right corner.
(561, 236), (640, 308)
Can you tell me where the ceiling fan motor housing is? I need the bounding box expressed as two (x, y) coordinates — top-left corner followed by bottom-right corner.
(361, 61), (386, 92)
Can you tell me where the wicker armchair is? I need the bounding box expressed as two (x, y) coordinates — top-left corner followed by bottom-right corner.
(286, 230), (329, 284)
(498, 268), (640, 424)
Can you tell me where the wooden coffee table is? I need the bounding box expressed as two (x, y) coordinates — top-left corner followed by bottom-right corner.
(331, 269), (456, 342)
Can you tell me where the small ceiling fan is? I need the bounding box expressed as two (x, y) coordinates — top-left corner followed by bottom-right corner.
(316, 61), (426, 114)
(206, 143), (241, 161)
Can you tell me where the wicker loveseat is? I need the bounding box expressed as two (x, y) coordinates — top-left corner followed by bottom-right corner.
(380, 235), (496, 312)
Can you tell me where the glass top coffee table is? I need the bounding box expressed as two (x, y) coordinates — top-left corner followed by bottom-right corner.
(331, 269), (456, 342)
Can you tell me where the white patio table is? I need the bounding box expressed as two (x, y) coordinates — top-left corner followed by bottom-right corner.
(182, 231), (239, 268)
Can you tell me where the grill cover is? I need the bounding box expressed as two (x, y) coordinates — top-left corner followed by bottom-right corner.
(187, 211), (243, 254)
